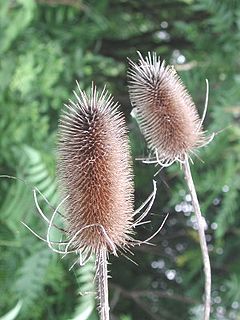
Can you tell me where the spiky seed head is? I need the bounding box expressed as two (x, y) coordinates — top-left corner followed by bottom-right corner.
(128, 52), (205, 163)
(58, 84), (134, 255)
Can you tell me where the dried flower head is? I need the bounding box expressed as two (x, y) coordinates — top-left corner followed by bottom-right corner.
(128, 52), (212, 320)
(19, 82), (168, 320)
(128, 52), (206, 166)
(57, 83), (134, 256)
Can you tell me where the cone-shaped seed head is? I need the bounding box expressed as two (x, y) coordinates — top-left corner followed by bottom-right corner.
(58, 84), (134, 254)
(128, 52), (205, 162)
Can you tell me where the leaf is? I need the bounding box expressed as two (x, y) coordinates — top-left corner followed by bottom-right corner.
(1, 145), (59, 235)
(0, 0), (36, 53)
(225, 274), (240, 303)
(69, 258), (97, 320)
(14, 246), (52, 314)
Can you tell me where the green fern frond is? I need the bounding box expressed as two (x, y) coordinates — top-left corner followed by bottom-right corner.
(70, 258), (97, 320)
(14, 245), (52, 316)
(1, 145), (59, 235)
(225, 274), (240, 303)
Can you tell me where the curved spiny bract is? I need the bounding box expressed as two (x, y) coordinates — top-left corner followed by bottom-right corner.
(58, 84), (134, 255)
(128, 52), (205, 163)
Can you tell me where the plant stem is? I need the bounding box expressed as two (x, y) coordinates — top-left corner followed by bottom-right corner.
(96, 248), (110, 320)
(182, 155), (211, 320)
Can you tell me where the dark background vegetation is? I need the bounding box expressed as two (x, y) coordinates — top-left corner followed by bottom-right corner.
(0, 0), (240, 319)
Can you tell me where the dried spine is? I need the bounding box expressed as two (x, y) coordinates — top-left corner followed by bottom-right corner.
(58, 84), (134, 319)
(128, 52), (211, 320)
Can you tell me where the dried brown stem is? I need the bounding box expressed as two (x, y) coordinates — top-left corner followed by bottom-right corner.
(96, 249), (110, 320)
(182, 155), (211, 320)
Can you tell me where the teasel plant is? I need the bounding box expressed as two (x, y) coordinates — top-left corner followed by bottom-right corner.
(128, 52), (216, 320)
(20, 83), (168, 320)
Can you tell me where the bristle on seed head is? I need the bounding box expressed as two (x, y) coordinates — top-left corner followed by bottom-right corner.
(128, 51), (205, 164)
(58, 83), (134, 255)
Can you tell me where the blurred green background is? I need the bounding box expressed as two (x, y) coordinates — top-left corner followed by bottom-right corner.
(0, 0), (240, 319)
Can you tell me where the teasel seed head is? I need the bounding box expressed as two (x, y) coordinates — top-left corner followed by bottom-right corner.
(57, 83), (134, 255)
(128, 52), (205, 164)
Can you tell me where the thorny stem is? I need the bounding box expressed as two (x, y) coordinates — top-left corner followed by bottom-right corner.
(96, 248), (110, 320)
(182, 155), (211, 320)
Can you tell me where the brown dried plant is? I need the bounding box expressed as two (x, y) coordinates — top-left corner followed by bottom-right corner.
(57, 84), (135, 320)
(128, 52), (214, 167)
(58, 84), (134, 257)
(128, 52), (213, 320)
(20, 83), (167, 320)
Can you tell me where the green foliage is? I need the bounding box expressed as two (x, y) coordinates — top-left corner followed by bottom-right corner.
(70, 259), (97, 320)
(15, 245), (52, 316)
(1, 0), (240, 319)
(1, 145), (57, 232)
(226, 274), (240, 303)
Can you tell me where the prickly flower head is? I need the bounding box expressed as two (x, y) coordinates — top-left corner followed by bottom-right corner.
(128, 52), (205, 165)
(58, 84), (134, 256)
